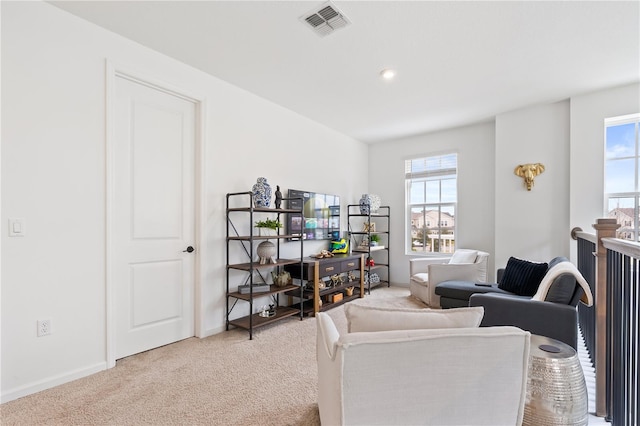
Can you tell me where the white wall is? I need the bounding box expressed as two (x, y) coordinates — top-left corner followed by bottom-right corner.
(494, 101), (570, 268)
(3, 0), (638, 405)
(569, 83), (640, 261)
(373, 86), (639, 284)
(368, 121), (496, 284)
(1, 1), (368, 402)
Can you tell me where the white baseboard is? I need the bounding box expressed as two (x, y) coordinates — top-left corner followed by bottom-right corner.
(199, 324), (226, 338)
(1, 361), (107, 403)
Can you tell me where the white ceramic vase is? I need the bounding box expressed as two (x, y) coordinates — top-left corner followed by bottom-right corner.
(359, 194), (381, 214)
(252, 177), (272, 208)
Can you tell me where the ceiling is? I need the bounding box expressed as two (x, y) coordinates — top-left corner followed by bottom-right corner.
(50, 1), (640, 143)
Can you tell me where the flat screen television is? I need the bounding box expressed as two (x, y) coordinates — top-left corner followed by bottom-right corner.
(287, 189), (340, 240)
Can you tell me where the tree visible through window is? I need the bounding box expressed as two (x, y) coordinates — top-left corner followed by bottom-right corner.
(405, 153), (457, 254)
(605, 114), (640, 241)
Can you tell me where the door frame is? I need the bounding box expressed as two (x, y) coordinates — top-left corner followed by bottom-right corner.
(105, 60), (206, 368)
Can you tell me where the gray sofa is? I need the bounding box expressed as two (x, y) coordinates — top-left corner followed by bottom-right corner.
(435, 257), (588, 349)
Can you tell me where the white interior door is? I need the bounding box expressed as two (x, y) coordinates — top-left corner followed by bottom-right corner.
(112, 74), (196, 360)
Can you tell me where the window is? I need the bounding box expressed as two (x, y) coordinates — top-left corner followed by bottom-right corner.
(405, 153), (457, 254)
(605, 114), (640, 241)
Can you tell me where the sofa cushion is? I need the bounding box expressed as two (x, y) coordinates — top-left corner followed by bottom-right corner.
(532, 260), (593, 306)
(548, 256), (569, 269)
(410, 272), (429, 284)
(449, 249), (478, 264)
(544, 274), (577, 304)
(435, 280), (513, 300)
(498, 257), (548, 297)
(542, 257), (578, 304)
(344, 303), (484, 333)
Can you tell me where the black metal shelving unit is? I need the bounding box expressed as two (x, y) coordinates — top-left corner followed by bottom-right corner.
(226, 191), (304, 339)
(347, 204), (390, 293)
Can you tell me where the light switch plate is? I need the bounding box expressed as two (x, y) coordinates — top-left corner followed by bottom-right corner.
(9, 218), (26, 237)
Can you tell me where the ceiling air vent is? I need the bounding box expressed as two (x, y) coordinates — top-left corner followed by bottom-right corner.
(301, 1), (351, 37)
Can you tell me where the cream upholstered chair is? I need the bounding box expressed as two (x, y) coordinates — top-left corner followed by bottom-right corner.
(409, 249), (489, 308)
(316, 311), (530, 426)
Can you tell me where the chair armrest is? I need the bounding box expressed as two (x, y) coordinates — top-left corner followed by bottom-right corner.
(409, 257), (447, 276)
(316, 313), (343, 426)
(429, 263), (484, 285)
(469, 293), (578, 349)
(316, 312), (339, 359)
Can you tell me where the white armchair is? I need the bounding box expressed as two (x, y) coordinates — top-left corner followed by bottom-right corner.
(316, 312), (530, 425)
(410, 249), (489, 307)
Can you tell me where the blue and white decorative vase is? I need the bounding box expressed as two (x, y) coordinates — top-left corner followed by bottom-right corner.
(252, 177), (272, 208)
(359, 194), (381, 214)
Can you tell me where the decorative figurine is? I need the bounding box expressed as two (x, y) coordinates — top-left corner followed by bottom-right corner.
(274, 185), (282, 209)
(330, 274), (342, 287)
(313, 250), (334, 259)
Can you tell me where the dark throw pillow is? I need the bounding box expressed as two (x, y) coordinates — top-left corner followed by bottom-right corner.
(498, 257), (548, 297)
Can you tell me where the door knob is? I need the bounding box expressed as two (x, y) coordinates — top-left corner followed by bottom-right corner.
(183, 246), (195, 253)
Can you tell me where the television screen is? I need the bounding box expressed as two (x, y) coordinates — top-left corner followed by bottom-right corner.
(287, 189), (340, 240)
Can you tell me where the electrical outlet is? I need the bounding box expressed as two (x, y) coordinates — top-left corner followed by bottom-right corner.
(37, 319), (51, 337)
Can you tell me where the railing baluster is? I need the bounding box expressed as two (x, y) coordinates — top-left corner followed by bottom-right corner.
(606, 249), (614, 423)
(632, 257), (639, 425)
(574, 220), (640, 425)
(604, 240), (639, 425)
(576, 236), (596, 364)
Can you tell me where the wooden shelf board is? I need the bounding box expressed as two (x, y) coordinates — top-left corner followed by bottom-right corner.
(227, 207), (302, 214)
(227, 259), (302, 271)
(366, 264), (388, 271)
(228, 306), (300, 330)
(319, 294), (361, 312)
(352, 246), (386, 252)
(228, 284), (302, 300)
(290, 294), (362, 316)
(293, 284), (357, 298)
(366, 280), (390, 290)
(228, 234), (300, 241)
(318, 285), (357, 297)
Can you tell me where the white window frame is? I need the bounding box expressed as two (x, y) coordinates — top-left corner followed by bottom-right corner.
(405, 152), (458, 256)
(604, 113), (640, 241)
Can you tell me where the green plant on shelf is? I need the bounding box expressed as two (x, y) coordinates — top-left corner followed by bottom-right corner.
(369, 234), (381, 245)
(255, 218), (283, 230)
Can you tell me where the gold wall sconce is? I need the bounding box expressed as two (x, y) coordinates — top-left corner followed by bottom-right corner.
(514, 163), (545, 191)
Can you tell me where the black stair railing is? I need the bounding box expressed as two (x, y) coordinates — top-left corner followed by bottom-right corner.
(573, 220), (639, 426)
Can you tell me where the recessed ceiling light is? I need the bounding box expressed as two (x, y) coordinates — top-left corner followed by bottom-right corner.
(380, 69), (396, 80)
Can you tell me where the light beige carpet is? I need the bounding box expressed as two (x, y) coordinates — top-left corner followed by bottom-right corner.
(1, 286), (424, 425)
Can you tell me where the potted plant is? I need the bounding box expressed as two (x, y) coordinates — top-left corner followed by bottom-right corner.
(369, 234), (380, 246)
(255, 218), (283, 236)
